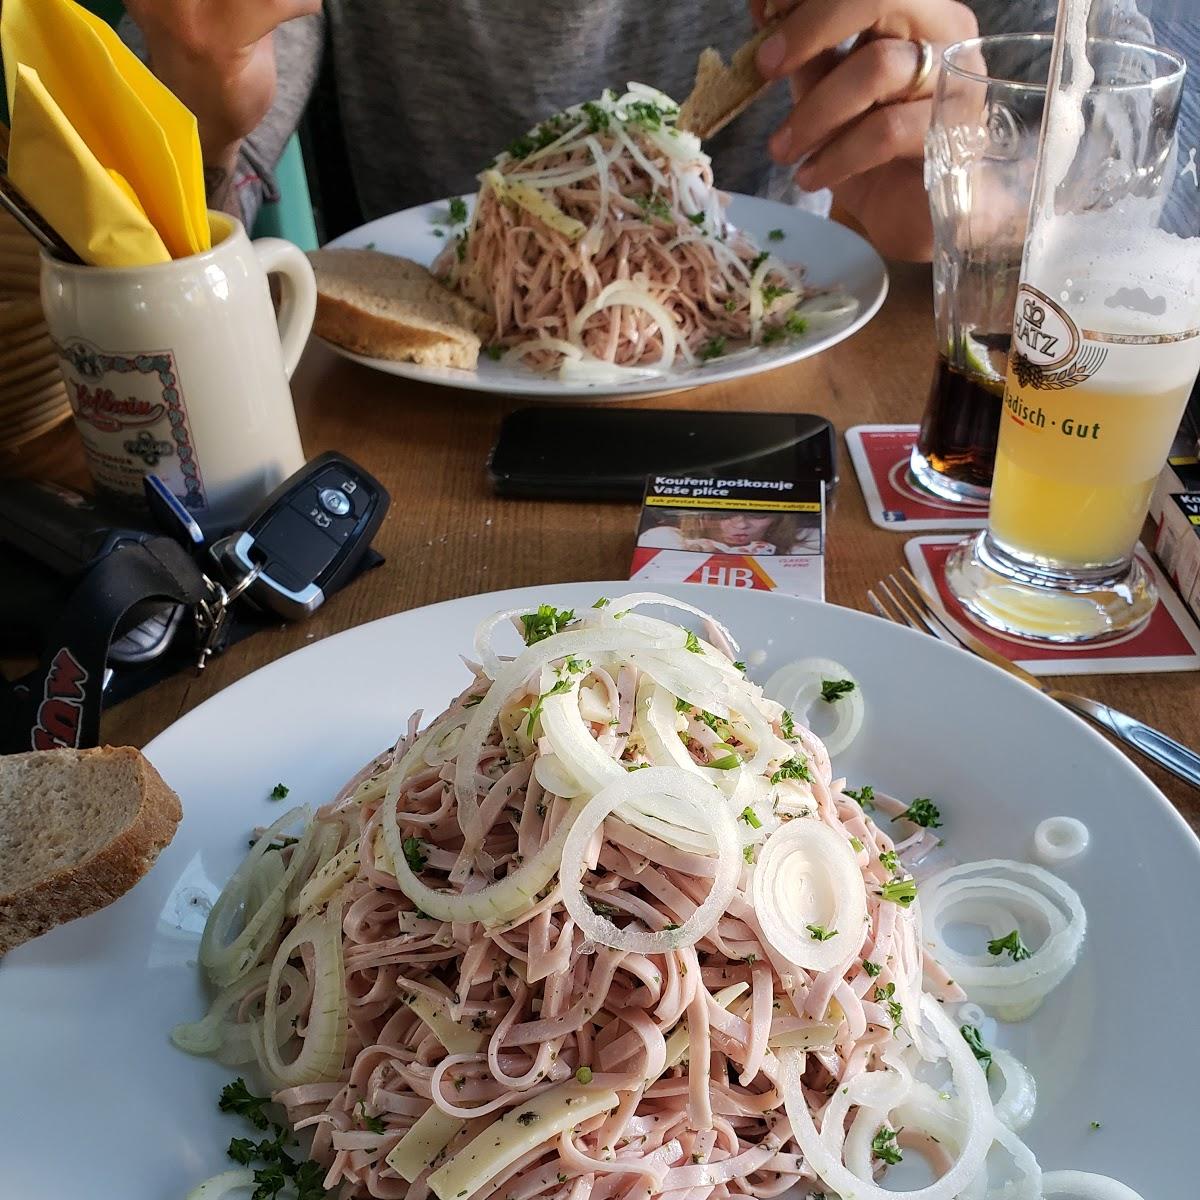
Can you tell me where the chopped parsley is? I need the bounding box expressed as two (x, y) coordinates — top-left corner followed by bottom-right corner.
(636, 193), (672, 220)
(761, 284), (792, 306)
(563, 656), (589, 674)
(588, 898), (620, 918)
(780, 710), (795, 739)
(850, 836), (865, 853)
(723, 298), (738, 312)
(760, 311), (809, 344)
(592, 596), (610, 608)
(455, 232), (468, 261)
(520, 604), (575, 645)
(402, 836), (428, 873)
(663, 922), (681, 931)
(684, 630), (702, 654)
(483, 345), (504, 361)
(219, 1078), (272, 1130)
(675, 696), (692, 713)
(844, 784), (875, 810)
(516, 1112), (540, 1126)
(732, 660), (747, 672)
(698, 336), (727, 361)
(861, 959), (882, 978)
(626, 762), (649, 771)
(770, 756), (813, 785)
(582, 100), (609, 132)
(747, 250), (770, 274)
(269, 783), (289, 801)
(448, 197), (468, 224)
(874, 982), (903, 1029)
(709, 752), (741, 770)
(743, 845), (756, 864)
(767, 228), (785, 241)
(960, 1024), (992, 1073)
(575, 1066), (594, 1084)
(806, 923), (837, 942)
(1091, 1121), (1102, 1131)
(878, 849), (899, 875)
(524, 677), (573, 735)
(686, 211), (706, 226)
(894, 798), (942, 828)
(740, 806), (762, 829)
(625, 99), (676, 129)
(987, 929), (1032, 962)
(880, 878), (917, 906)
(433, 228), (445, 237)
(872, 1125), (903, 1165)
(263, 836), (299, 853)
(820, 679), (856, 703)
(357, 1101), (385, 1134)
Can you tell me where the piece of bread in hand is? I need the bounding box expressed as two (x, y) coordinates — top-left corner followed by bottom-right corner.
(309, 248), (493, 370)
(678, 21), (781, 140)
(0, 746), (182, 955)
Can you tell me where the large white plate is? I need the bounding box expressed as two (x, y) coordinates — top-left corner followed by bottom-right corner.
(324, 195), (888, 400)
(1, 584), (1195, 1197)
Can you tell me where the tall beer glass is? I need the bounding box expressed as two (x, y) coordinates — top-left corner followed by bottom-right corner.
(945, 13), (1195, 643)
(914, 36), (1056, 504)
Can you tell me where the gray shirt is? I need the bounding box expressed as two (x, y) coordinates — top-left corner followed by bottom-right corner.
(126, 1), (1198, 236)
(226, 4), (792, 232)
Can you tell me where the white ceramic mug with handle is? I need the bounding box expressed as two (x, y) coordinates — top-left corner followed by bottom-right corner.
(40, 211), (316, 530)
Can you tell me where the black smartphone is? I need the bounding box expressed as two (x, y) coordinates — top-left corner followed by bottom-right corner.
(489, 407), (836, 500)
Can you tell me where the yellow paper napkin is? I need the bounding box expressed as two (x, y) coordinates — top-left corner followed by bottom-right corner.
(9, 65), (170, 267)
(1, 0), (210, 265)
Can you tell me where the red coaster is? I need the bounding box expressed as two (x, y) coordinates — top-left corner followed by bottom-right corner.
(846, 425), (989, 531)
(905, 536), (1200, 675)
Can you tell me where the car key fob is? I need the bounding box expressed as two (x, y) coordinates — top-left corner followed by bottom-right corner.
(208, 451), (389, 620)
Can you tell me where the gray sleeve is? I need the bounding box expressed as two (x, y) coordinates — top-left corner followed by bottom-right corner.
(118, 12), (324, 231)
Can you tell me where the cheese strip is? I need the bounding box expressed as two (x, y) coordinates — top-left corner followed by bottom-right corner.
(428, 1083), (619, 1200)
(386, 1107), (467, 1184)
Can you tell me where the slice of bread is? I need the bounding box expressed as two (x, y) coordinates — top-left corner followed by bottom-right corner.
(678, 22), (781, 140)
(308, 248), (494, 370)
(0, 746), (182, 955)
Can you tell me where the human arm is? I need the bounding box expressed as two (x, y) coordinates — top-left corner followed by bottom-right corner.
(122, 0), (323, 226)
(750, 0), (979, 261)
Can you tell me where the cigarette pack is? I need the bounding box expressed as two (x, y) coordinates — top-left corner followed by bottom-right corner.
(629, 474), (825, 601)
(1149, 455), (1200, 625)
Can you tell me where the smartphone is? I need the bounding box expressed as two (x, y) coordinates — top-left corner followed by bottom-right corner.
(489, 407), (836, 500)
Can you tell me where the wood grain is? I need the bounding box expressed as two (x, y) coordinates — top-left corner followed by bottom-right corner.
(5, 261), (1197, 828)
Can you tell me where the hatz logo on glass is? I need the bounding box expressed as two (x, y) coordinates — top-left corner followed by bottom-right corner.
(1013, 286), (1078, 368)
(1010, 284), (1107, 392)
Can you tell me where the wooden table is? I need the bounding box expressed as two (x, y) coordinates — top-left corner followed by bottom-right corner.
(9, 261), (1198, 829)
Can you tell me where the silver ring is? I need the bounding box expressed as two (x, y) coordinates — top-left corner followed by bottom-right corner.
(221, 560), (264, 605)
(902, 38), (936, 98)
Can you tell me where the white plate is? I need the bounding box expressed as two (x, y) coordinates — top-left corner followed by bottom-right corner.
(325, 195), (888, 400)
(1, 584), (1195, 1197)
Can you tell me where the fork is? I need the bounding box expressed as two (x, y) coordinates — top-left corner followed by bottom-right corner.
(868, 568), (1200, 793)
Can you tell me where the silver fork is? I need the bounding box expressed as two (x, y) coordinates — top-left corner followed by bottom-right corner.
(869, 568), (1200, 793)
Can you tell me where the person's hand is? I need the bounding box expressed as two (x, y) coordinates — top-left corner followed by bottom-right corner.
(125, 0), (320, 161)
(752, 0), (979, 260)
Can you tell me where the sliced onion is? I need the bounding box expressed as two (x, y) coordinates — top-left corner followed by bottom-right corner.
(199, 806), (310, 988)
(559, 767), (740, 953)
(258, 900), (347, 1087)
(381, 784), (577, 924)
(1033, 817), (1090, 864)
(569, 280), (682, 368)
(171, 962), (306, 1060)
(752, 817), (867, 974)
(290, 842), (359, 917)
(795, 292), (860, 327)
(920, 860), (1086, 1016)
(184, 1169), (256, 1199)
(779, 995), (994, 1200)
(1041, 1172), (1146, 1200)
(989, 1049), (1037, 1133)
(764, 657), (864, 757)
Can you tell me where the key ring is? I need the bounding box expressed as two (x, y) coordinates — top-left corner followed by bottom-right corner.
(194, 560), (264, 671)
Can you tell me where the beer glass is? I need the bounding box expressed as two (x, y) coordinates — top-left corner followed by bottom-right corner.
(914, 36), (1056, 504)
(945, 13), (1194, 642)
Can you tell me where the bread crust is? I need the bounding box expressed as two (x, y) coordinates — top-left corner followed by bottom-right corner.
(314, 292), (481, 369)
(0, 746), (182, 955)
(678, 22), (781, 140)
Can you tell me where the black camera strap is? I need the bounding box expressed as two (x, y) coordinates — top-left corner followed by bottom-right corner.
(1, 537), (211, 754)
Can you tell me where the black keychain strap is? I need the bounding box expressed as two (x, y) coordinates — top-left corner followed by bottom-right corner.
(1, 537), (211, 754)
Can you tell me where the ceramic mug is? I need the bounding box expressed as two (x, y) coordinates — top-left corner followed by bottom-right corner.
(40, 212), (315, 530)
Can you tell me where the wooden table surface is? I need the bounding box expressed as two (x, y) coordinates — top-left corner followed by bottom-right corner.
(9, 260), (1198, 829)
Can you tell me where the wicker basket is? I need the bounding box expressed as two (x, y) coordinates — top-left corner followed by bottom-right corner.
(0, 211), (71, 451)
